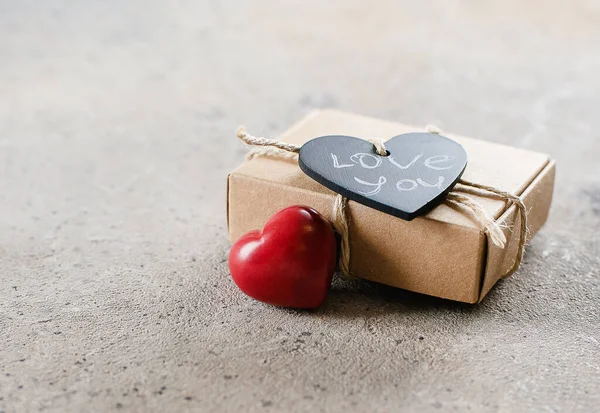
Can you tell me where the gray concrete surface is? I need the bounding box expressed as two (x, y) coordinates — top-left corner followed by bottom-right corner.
(1, 1), (599, 412)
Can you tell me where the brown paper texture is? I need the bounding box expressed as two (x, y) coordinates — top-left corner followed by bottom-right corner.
(227, 109), (555, 303)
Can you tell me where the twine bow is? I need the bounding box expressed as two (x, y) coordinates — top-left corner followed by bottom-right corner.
(236, 126), (528, 279)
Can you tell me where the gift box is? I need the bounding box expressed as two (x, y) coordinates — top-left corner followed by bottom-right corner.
(227, 110), (555, 303)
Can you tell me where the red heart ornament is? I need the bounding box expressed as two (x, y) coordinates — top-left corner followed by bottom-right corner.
(228, 205), (337, 308)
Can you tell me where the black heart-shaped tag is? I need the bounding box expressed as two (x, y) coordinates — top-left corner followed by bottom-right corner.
(298, 133), (468, 220)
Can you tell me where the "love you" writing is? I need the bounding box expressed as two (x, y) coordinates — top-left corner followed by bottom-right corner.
(330, 152), (455, 196)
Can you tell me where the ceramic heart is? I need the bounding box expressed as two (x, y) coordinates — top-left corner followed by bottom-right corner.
(228, 206), (337, 309)
(298, 133), (468, 220)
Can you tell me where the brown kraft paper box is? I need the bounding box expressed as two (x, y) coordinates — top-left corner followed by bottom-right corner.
(227, 109), (555, 303)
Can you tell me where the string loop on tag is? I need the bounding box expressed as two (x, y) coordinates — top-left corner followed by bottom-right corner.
(366, 137), (388, 156)
(236, 126), (528, 279)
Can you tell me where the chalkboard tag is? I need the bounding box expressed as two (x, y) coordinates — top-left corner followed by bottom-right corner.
(298, 133), (468, 221)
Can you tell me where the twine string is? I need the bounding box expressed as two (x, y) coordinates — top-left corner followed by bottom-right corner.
(331, 194), (351, 277)
(236, 126), (528, 279)
(366, 137), (388, 156)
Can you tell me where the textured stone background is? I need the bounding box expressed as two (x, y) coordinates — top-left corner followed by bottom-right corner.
(1, 1), (599, 412)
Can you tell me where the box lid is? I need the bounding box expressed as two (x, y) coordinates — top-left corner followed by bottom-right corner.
(234, 109), (551, 230)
